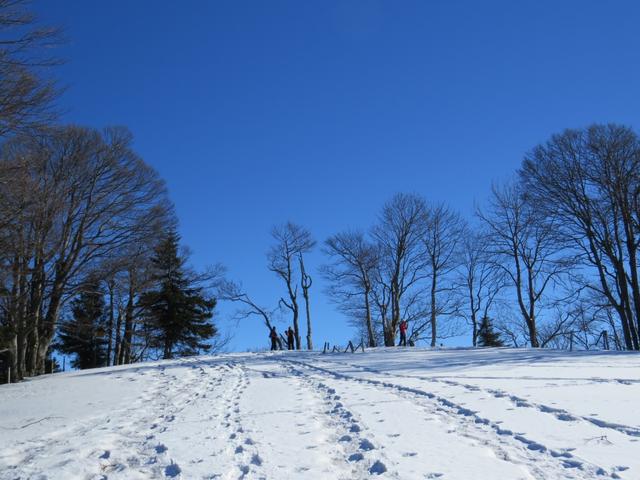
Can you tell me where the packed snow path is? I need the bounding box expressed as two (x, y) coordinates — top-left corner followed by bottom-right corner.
(1, 348), (639, 479)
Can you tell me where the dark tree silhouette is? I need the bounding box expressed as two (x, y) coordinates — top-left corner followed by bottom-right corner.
(0, 0), (62, 137)
(141, 230), (217, 359)
(477, 316), (504, 347)
(57, 282), (108, 369)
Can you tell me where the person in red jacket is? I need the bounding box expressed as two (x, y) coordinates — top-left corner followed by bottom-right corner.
(398, 320), (408, 346)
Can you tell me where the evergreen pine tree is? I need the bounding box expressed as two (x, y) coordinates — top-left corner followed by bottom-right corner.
(477, 316), (504, 347)
(141, 230), (217, 359)
(57, 282), (108, 369)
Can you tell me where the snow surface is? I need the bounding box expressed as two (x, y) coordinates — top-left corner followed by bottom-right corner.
(1, 347), (639, 479)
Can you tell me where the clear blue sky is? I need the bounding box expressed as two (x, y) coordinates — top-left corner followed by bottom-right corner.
(35, 1), (640, 351)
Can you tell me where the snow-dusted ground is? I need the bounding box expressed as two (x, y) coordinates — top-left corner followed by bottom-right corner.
(1, 348), (639, 480)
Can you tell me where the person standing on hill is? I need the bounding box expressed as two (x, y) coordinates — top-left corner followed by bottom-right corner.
(398, 320), (408, 347)
(269, 326), (279, 351)
(286, 327), (295, 350)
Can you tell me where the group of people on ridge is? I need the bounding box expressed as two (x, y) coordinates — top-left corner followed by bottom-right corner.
(269, 319), (411, 350)
(269, 326), (296, 351)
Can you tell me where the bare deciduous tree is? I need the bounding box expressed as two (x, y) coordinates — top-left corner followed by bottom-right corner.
(322, 231), (379, 347)
(267, 222), (315, 350)
(520, 124), (640, 350)
(412, 204), (466, 346)
(0, 0), (62, 137)
(458, 231), (506, 346)
(0, 126), (171, 379)
(372, 193), (429, 346)
(217, 279), (276, 333)
(477, 182), (570, 347)
(299, 253), (313, 350)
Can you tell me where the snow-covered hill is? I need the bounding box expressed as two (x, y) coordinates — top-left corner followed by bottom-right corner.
(1, 348), (639, 480)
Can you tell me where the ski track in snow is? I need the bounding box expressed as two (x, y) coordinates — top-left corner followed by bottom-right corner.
(1, 348), (639, 480)
(296, 355), (638, 479)
(316, 357), (640, 438)
(284, 358), (601, 480)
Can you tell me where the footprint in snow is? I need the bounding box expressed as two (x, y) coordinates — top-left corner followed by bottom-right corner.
(359, 439), (375, 451)
(369, 460), (387, 475)
(562, 459), (583, 469)
(99, 450), (111, 459)
(155, 444), (168, 454)
(164, 462), (181, 477)
(348, 453), (364, 462)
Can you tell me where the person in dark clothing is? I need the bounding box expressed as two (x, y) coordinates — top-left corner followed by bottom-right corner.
(286, 327), (295, 350)
(398, 320), (408, 346)
(269, 326), (279, 351)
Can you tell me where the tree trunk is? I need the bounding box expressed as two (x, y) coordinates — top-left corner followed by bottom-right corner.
(292, 303), (301, 350)
(430, 271), (437, 347)
(26, 327), (38, 376)
(471, 312), (478, 347)
(121, 292), (134, 364)
(113, 311), (123, 366)
(106, 282), (115, 366)
(364, 288), (375, 347)
(304, 296), (312, 350)
(386, 282), (400, 347)
(7, 334), (18, 382)
(36, 285), (63, 375)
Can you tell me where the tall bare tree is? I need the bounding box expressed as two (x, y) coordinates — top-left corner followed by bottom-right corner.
(521, 124), (640, 350)
(370, 262), (391, 344)
(322, 230), (379, 347)
(267, 222), (315, 350)
(0, 126), (171, 379)
(0, 0), (62, 137)
(458, 232), (505, 346)
(298, 253), (313, 350)
(372, 193), (429, 346)
(477, 182), (570, 347)
(412, 204), (465, 346)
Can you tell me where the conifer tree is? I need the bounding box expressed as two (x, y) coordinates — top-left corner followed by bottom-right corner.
(57, 283), (108, 369)
(477, 316), (504, 347)
(141, 230), (217, 359)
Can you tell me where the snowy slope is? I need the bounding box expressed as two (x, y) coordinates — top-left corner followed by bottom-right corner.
(1, 348), (639, 480)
